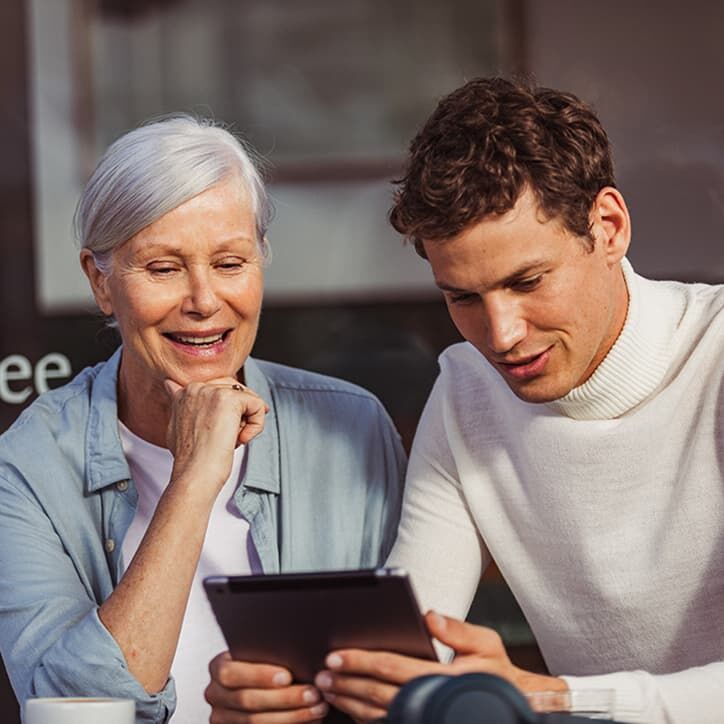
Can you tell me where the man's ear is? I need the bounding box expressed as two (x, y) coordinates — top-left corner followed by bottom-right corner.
(590, 186), (631, 266)
(79, 249), (114, 316)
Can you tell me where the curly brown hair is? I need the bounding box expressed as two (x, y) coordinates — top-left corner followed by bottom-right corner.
(389, 77), (615, 257)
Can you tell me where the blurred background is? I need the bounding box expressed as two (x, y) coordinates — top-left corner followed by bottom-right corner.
(1, 0), (723, 719)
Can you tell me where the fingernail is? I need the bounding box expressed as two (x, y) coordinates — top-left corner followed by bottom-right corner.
(310, 702), (329, 716)
(272, 671), (292, 686)
(315, 671), (332, 690)
(326, 653), (343, 669)
(302, 688), (319, 704)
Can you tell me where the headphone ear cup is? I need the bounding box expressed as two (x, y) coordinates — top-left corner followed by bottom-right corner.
(387, 672), (539, 724)
(385, 674), (451, 724)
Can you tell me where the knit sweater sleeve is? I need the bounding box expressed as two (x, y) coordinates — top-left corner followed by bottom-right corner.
(387, 371), (488, 622)
(563, 661), (724, 724)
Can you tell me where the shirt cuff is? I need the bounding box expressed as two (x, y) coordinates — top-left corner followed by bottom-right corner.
(34, 608), (176, 724)
(561, 670), (657, 724)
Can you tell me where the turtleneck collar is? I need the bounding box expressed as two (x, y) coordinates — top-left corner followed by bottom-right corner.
(547, 259), (685, 420)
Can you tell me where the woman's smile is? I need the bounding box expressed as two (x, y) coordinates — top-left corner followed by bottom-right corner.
(162, 328), (234, 357)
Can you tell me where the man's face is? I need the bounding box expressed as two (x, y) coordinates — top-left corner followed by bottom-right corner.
(423, 189), (630, 403)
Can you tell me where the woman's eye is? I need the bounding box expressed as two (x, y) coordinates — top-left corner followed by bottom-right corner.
(149, 265), (177, 275)
(216, 259), (245, 271)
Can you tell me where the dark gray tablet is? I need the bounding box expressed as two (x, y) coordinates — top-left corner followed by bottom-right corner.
(204, 567), (437, 686)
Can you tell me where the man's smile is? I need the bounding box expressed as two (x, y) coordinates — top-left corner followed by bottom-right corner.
(496, 346), (553, 380)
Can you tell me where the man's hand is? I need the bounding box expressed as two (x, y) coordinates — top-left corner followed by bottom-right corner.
(314, 612), (567, 723)
(206, 652), (328, 723)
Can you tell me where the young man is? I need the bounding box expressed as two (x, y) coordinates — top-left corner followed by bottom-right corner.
(312, 78), (724, 724)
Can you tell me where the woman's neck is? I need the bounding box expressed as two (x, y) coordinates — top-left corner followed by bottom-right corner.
(116, 366), (171, 448)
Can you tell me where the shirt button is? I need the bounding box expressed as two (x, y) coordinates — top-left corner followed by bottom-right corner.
(105, 538), (115, 553)
(116, 480), (129, 492)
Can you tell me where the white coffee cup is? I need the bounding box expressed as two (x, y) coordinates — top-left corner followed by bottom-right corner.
(24, 697), (135, 724)
(526, 688), (616, 719)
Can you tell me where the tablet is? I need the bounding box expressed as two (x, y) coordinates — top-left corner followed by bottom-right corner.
(204, 567), (437, 686)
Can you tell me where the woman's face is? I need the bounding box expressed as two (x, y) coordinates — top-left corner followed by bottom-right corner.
(83, 177), (264, 399)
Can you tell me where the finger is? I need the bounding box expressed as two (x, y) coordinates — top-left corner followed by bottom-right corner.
(238, 395), (267, 444)
(210, 653), (293, 689)
(425, 611), (504, 657)
(320, 692), (387, 723)
(183, 377), (267, 414)
(203, 378), (259, 396)
(315, 670), (398, 709)
(198, 378), (267, 443)
(324, 650), (446, 685)
(209, 703), (328, 723)
(205, 681), (323, 713)
(164, 378), (183, 397)
(205, 381), (250, 393)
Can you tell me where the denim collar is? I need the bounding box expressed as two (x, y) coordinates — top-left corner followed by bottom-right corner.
(85, 348), (280, 495)
(238, 356), (280, 495)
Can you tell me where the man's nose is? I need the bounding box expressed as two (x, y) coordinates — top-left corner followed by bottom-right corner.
(484, 297), (527, 354)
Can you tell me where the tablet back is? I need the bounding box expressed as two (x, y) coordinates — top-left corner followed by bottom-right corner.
(204, 568), (436, 682)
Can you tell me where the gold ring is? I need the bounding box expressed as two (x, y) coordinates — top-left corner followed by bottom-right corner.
(231, 383), (245, 391)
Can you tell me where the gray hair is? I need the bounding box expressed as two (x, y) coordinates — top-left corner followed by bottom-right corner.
(74, 114), (273, 273)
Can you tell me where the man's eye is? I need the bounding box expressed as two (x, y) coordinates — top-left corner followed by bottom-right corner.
(149, 265), (177, 275)
(449, 292), (477, 305)
(514, 276), (542, 291)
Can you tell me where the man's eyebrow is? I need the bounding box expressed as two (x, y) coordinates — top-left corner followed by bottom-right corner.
(434, 279), (469, 292)
(435, 260), (549, 293)
(500, 261), (548, 286)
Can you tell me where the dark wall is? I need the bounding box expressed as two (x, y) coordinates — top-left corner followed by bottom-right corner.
(0, 3), (31, 720)
(525, 0), (724, 283)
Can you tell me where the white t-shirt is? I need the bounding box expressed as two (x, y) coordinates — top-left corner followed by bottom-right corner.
(119, 423), (260, 723)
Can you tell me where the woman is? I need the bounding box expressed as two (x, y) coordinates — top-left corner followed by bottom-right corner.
(0, 116), (405, 723)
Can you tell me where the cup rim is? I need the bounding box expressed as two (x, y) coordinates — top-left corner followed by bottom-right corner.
(525, 688), (615, 714)
(25, 697), (134, 706)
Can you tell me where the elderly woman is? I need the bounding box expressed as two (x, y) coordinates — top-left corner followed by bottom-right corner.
(0, 116), (405, 724)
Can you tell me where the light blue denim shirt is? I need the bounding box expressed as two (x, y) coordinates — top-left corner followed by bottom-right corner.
(0, 348), (406, 723)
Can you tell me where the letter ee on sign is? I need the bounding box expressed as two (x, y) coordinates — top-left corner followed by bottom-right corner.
(0, 353), (72, 404)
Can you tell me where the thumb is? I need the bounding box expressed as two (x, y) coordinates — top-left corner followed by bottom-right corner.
(425, 611), (502, 656)
(163, 378), (183, 398)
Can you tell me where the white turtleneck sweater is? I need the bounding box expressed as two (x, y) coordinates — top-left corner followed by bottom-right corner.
(389, 260), (724, 723)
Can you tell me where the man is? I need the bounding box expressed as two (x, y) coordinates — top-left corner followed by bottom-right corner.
(308, 78), (724, 723)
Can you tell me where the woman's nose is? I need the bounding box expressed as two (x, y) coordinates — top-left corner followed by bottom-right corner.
(181, 270), (222, 317)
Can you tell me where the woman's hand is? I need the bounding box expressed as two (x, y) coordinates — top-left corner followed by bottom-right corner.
(98, 377), (268, 692)
(206, 652), (328, 723)
(164, 377), (268, 491)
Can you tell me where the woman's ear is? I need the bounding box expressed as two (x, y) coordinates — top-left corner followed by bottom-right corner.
(590, 186), (631, 267)
(79, 249), (114, 316)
